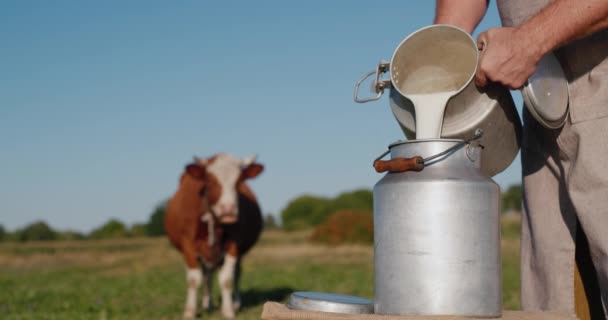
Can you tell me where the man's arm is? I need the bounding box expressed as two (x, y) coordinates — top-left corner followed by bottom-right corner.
(434, 0), (489, 34)
(521, 0), (608, 56)
(476, 0), (608, 88)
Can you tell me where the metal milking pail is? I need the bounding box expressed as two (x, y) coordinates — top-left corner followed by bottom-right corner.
(371, 134), (502, 317)
(354, 24), (522, 176)
(389, 82), (522, 176)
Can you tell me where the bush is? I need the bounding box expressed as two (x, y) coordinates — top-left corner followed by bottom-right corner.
(280, 195), (331, 231)
(56, 230), (85, 241)
(129, 223), (147, 237)
(0, 224), (5, 242)
(281, 189), (373, 231)
(501, 184), (522, 212)
(331, 189), (373, 211)
(17, 221), (57, 242)
(89, 219), (128, 239)
(146, 201), (167, 236)
(310, 209), (373, 245)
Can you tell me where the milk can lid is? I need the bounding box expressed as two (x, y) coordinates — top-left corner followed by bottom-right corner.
(522, 52), (569, 129)
(286, 292), (374, 314)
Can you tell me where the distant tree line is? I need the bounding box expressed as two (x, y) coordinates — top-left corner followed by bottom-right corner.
(278, 189), (374, 244)
(280, 189), (373, 231)
(0, 184), (521, 243)
(281, 185), (523, 232)
(281, 185), (522, 244)
(0, 199), (280, 242)
(0, 219), (143, 242)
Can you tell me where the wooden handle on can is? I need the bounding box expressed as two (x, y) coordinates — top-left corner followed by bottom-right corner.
(373, 156), (424, 173)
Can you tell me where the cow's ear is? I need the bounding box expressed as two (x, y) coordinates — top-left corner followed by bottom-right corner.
(185, 163), (206, 180)
(242, 163), (264, 179)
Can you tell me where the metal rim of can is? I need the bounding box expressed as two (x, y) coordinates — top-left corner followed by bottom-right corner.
(286, 292), (374, 314)
(388, 138), (464, 149)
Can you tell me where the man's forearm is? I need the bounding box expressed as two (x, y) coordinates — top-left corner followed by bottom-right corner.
(434, 0), (489, 34)
(519, 0), (608, 58)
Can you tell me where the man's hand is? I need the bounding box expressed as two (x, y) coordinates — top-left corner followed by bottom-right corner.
(436, 0), (608, 89)
(475, 27), (543, 89)
(473, 0), (608, 89)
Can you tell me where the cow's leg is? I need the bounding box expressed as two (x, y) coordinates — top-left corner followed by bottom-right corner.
(184, 268), (201, 319)
(232, 258), (242, 311)
(218, 254), (237, 318)
(201, 267), (213, 311)
(182, 242), (201, 319)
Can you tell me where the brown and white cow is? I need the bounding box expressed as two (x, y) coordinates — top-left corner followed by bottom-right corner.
(164, 153), (264, 319)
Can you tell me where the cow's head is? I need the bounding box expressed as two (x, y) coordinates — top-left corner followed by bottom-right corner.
(185, 153), (263, 224)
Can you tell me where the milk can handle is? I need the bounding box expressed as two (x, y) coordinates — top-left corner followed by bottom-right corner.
(353, 61), (391, 103)
(373, 129), (484, 173)
(374, 156), (424, 173)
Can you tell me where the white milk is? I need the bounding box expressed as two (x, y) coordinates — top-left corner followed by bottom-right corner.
(407, 91), (456, 139)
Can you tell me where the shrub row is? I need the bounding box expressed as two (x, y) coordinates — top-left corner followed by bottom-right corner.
(309, 210), (373, 245)
(280, 189), (372, 231)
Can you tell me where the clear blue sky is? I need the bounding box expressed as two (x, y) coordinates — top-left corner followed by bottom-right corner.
(0, 1), (523, 232)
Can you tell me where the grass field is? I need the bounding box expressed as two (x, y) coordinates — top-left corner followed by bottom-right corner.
(0, 215), (521, 319)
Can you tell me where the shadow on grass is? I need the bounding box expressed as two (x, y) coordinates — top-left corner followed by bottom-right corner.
(240, 287), (293, 309)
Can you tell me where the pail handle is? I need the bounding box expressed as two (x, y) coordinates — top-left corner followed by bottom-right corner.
(373, 129), (484, 173)
(353, 61), (392, 103)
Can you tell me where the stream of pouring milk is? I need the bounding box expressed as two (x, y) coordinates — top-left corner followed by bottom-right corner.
(407, 91), (456, 139)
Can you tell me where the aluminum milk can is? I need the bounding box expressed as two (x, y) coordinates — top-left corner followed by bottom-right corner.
(372, 137), (501, 317)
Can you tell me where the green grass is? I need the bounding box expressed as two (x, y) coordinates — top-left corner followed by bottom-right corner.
(501, 213), (522, 310)
(0, 216), (521, 319)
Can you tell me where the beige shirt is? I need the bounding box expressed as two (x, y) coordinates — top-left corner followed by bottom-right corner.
(497, 0), (608, 123)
